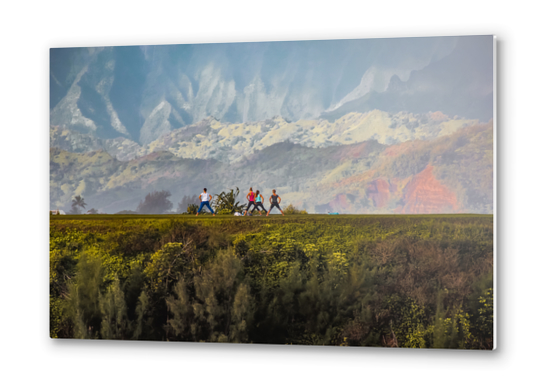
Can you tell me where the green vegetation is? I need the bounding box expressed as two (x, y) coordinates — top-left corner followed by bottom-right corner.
(50, 214), (493, 348)
(186, 204), (198, 215)
(212, 188), (247, 215)
(283, 204), (308, 215)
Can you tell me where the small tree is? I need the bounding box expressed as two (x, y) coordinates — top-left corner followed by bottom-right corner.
(186, 204), (198, 215)
(212, 187), (247, 214)
(137, 190), (173, 214)
(66, 252), (103, 339)
(100, 277), (129, 340)
(167, 249), (253, 342)
(70, 195), (87, 214)
(283, 204), (308, 215)
(133, 290), (151, 340)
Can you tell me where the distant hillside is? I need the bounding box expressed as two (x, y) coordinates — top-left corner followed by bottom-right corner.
(50, 121), (493, 214)
(316, 121), (493, 214)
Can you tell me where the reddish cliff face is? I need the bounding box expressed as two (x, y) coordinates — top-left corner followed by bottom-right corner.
(366, 179), (392, 208)
(396, 165), (459, 214)
(382, 140), (422, 158)
(329, 194), (351, 212)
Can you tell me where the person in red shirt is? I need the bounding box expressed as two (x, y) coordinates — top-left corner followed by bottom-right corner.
(244, 187), (256, 216)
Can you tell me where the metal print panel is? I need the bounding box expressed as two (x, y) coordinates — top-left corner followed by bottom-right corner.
(50, 35), (495, 349)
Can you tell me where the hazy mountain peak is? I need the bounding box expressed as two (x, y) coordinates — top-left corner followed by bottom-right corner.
(50, 36), (492, 144)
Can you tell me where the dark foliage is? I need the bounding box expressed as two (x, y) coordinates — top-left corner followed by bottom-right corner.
(212, 187), (247, 214)
(70, 195), (87, 214)
(137, 190), (173, 214)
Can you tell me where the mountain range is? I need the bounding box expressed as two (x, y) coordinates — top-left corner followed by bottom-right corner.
(50, 115), (493, 214)
(51, 110), (478, 163)
(50, 36), (494, 214)
(50, 36), (493, 145)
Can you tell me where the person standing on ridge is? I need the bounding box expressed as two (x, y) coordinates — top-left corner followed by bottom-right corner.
(196, 188), (215, 216)
(244, 187), (256, 216)
(267, 189), (284, 216)
(251, 190), (267, 215)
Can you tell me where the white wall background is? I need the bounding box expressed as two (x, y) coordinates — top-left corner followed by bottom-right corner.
(0, 0), (538, 382)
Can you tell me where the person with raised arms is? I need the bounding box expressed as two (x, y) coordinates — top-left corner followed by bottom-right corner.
(251, 190), (267, 215)
(196, 188), (215, 216)
(267, 189), (284, 216)
(244, 187), (256, 216)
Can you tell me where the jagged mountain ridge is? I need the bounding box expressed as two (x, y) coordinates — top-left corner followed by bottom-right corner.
(50, 121), (493, 214)
(50, 36), (492, 145)
(51, 110), (478, 163)
(322, 36), (494, 121)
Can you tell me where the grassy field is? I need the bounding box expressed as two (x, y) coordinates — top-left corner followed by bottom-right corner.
(51, 213), (490, 220)
(50, 214), (493, 348)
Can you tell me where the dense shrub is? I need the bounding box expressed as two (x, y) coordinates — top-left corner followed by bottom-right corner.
(49, 215), (493, 348)
(186, 204), (198, 215)
(283, 204), (308, 214)
(212, 188), (247, 214)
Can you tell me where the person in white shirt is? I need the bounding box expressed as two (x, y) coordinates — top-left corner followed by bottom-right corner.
(196, 188), (215, 216)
